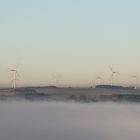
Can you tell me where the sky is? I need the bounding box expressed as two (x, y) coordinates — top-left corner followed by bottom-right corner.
(0, 0), (140, 87)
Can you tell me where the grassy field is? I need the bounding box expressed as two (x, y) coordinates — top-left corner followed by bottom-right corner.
(0, 87), (140, 102)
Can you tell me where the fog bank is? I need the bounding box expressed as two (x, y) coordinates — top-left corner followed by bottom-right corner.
(0, 102), (140, 140)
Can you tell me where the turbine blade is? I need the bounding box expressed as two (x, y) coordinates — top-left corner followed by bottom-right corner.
(16, 71), (21, 78)
(132, 75), (137, 78)
(16, 63), (20, 70)
(109, 66), (113, 72)
(114, 71), (119, 74)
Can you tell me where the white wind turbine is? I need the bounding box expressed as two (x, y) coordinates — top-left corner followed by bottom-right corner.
(96, 76), (104, 85)
(109, 66), (119, 86)
(51, 74), (61, 86)
(10, 67), (20, 89)
(132, 75), (138, 89)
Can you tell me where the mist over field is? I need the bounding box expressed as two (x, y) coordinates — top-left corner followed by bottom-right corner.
(0, 101), (140, 140)
(1, 0), (140, 139)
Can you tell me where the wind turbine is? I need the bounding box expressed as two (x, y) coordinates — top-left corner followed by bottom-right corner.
(10, 68), (20, 89)
(51, 74), (61, 86)
(132, 75), (138, 89)
(96, 76), (104, 85)
(109, 66), (119, 86)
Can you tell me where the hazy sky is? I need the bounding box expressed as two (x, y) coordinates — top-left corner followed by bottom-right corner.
(0, 0), (140, 87)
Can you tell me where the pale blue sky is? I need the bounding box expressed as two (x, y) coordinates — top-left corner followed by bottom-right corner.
(0, 0), (140, 87)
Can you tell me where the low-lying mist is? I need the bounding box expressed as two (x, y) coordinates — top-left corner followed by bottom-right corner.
(0, 101), (140, 140)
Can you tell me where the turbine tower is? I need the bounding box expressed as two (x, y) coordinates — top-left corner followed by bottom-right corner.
(10, 69), (20, 89)
(132, 75), (138, 89)
(109, 66), (119, 86)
